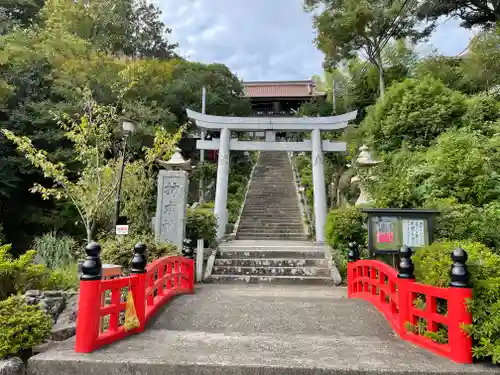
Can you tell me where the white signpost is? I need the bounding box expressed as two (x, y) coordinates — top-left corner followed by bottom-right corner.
(186, 109), (358, 243)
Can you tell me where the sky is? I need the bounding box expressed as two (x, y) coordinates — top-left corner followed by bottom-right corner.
(156, 0), (475, 82)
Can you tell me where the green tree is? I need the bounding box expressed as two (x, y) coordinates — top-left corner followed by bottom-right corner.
(41, 0), (177, 58)
(413, 54), (474, 93)
(461, 30), (500, 95)
(0, 0), (44, 34)
(417, 0), (500, 30)
(305, 0), (433, 98)
(360, 77), (466, 153)
(2, 94), (123, 242)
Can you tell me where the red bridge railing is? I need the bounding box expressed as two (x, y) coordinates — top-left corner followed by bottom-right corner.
(75, 242), (194, 353)
(347, 244), (473, 364)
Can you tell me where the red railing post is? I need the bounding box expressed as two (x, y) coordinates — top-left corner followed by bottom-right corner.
(397, 278), (414, 338)
(130, 243), (148, 331)
(397, 246), (416, 338)
(185, 258), (195, 292)
(447, 288), (473, 363)
(75, 242), (103, 353)
(447, 247), (473, 364)
(347, 262), (355, 297)
(347, 242), (360, 297)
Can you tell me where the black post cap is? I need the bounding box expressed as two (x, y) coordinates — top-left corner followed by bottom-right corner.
(81, 242), (102, 281)
(347, 242), (360, 262)
(398, 245), (415, 279)
(130, 242), (148, 274)
(450, 247), (469, 288)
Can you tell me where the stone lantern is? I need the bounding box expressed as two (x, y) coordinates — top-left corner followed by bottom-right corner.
(351, 145), (381, 207)
(158, 148), (191, 171)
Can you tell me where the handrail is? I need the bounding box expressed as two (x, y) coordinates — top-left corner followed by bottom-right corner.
(231, 151), (259, 239)
(348, 258), (472, 364)
(288, 152), (314, 233)
(76, 243), (194, 353)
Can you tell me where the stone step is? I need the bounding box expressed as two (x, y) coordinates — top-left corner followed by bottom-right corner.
(208, 274), (334, 285)
(237, 229), (304, 235)
(248, 189), (297, 195)
(243, 204), (300, 208)
(240, 215), (302, 220)
(237, 224), (304, 230)
(245, 201), (298, 204)
(245, 196), (297, 200)
(212, 266), (330, 277)
(239, 218), (304, 224)
(241, 214), (301, 218)
(236, 234), (310, 240)
(242, 208), (301, 213)
(238, 224), (304, 229)
(218, 251), (326, 259)
(214, 258), (328, 267)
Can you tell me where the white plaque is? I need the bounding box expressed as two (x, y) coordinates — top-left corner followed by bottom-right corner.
(402, 219), (425, 247)
(115, 224), (129, 235)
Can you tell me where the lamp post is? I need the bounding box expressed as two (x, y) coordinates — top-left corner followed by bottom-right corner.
(114, 119), (137, 233)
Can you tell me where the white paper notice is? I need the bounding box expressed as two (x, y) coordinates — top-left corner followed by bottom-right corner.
(402, 219), (425, 247)
(115, 225), (129, 235)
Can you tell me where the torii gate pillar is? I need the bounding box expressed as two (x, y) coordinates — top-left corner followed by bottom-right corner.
(214, 127), (231, 239)
(311, 129), (328, 243)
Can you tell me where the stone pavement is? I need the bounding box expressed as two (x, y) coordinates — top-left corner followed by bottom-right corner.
(28, 284), (500, 375)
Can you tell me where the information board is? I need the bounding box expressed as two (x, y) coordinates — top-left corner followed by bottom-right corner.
(402, 219), (426, 247)
(362, 208), (439, 256)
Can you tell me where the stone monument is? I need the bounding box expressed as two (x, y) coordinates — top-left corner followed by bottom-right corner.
(154, 148), (191, 250)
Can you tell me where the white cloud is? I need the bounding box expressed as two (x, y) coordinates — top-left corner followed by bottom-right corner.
(156, 0), (475, 81)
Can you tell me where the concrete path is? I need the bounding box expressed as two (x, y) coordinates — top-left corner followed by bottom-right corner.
(28, 285), (499, 375)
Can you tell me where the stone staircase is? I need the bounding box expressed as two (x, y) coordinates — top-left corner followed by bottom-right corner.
(210, 240), (334, 284)
(209, 151), (333, 285)
(236, 151), (307, 240)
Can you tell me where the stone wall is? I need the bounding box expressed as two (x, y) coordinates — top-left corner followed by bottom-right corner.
(25, 290), (79, 341)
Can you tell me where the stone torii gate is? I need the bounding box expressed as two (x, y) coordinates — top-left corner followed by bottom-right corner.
(186, 109), (358, 243)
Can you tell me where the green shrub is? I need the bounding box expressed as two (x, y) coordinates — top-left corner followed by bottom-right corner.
(482, 201), (500, 252)
(0, 296), (52, 359)
(185, 208), (217, 248)
(32, 232), (79, 269)
(100, 234), (178, 270)
(325, 207), (367, 255)
(462, 94), (500, 135)
(428, 199), (487, 242)
(412, 241), (500, 363)
(0, 245), (48, 301)
(43, 263), (80, 291)
(200, 201), (214, 209)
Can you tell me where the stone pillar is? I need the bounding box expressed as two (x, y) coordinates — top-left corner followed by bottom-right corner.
(311, 128), (328, 243)
(214, 127), (231, 239)
(265, 131), (276, 142)
(272, 101), (280, 113)
(154, 170), (189, 250)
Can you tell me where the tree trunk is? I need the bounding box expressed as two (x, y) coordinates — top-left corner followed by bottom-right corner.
(86, 220), (97, 243)
(378, 65), (385, 100)
(375, 50), (385, 100)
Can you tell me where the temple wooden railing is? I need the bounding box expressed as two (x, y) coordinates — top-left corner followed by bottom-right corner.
(75, 242), (194, 353)
(347, 243), (473, 364)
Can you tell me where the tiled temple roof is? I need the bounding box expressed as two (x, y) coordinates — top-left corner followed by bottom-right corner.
(243, 80), (323, 98)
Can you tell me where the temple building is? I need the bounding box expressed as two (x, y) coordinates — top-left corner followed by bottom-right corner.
(243, 79), (326, 116)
